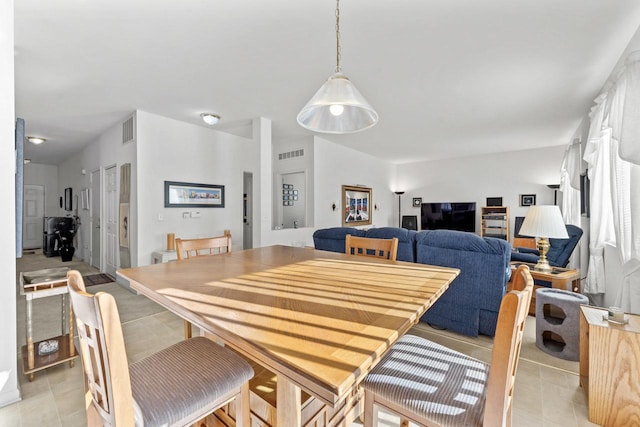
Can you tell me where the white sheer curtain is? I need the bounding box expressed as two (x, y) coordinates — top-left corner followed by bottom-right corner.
(560, 140), (582, 226)
(583, 95), (615, 295)
(584, 51), (640, 312)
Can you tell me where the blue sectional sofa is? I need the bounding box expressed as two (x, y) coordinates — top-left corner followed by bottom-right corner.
(312, 227), (512, 337)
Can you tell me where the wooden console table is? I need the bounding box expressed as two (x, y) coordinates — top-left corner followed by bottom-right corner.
(580, 306), (640, 426)
(19, 267), (78, 381)
(508, 262), (581, 315)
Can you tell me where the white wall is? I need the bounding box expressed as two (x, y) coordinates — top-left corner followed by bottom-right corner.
(397, 145), (566, 240)
(314, 136), (396, 230)
(135, 110), (259, 266)
(0, 0), (20, 407)
(24, 163), (59, 216)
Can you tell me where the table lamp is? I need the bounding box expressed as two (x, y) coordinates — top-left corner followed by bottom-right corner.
(519, 205), (569, 273)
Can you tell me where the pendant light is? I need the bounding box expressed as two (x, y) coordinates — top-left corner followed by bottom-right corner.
(297, 0), (378, 134)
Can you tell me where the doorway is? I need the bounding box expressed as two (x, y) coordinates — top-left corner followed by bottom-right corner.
(23, 184), (44, 250)
(243, 172), (253, 250)
(90, 170), (101, 269)
(104, 165), (118, 277)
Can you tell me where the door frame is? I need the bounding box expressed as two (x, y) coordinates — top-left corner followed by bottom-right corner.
(90, 168), (102, 270)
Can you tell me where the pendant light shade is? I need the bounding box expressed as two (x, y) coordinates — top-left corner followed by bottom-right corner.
(297, 73), (378, 134)
(297, 0), (378, 134)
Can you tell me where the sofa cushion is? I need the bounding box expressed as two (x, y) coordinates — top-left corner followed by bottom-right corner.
(312, 227), (365, 253)
(365, 227), (417, 262)
(416, 230), (511, 336)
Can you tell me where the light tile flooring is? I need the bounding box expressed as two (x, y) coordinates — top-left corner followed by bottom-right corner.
(3, 253), (600, 426)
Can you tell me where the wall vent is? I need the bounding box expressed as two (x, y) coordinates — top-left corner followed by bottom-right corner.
(122, 116), (135, 145)
(278, 149), (304, 160)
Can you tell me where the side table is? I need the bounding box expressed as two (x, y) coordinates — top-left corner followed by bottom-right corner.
(19, 267), (78, 381)
(580, 306), (640, 426)
(508, 262), (581, 315)
(151, 250), (177, 264)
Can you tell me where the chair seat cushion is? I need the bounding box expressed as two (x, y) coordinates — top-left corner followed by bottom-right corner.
(129, 336), (253, 427)
(363, 334), (489, 426)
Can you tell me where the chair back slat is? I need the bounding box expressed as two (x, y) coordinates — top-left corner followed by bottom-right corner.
(345, 235), (399, 261)
(484, 265), (533, 426)
(175, 235), (232, 260)
(67, 271), (134, 427)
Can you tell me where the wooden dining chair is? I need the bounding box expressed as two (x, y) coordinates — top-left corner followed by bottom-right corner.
(175, 233), (232, 260)
(175, 233), (231, 338)
(67, 270), (253, 427)
(362, 265), (533, 427)
(345, 234), (399, 261)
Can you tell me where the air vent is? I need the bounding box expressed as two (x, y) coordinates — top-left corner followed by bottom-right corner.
(122, 116), (135, 145)
(278, 149), (304, 160)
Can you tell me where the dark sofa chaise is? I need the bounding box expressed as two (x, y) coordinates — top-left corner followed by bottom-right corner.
(312, 226), (511, 337)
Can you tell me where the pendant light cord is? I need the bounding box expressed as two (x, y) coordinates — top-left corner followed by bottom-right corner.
(335, 0), (341, 73)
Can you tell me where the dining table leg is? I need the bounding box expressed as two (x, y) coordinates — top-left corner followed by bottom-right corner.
(276, 375), (302, 427)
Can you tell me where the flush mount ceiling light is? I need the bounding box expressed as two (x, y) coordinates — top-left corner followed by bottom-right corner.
(297, 0), (378, 134)
(200, 113), (221, 126)
(27, 136), (46, 144)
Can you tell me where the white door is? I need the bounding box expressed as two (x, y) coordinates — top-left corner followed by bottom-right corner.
(23, 185), (44, 249)
(91, 170), (101, 269)
(105, 166), (118, 277)
(243, 172), (253, 250)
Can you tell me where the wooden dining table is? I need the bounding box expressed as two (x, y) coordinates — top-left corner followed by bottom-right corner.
(118, 245), (459, 426)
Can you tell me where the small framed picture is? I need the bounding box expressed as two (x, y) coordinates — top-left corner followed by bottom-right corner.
(293, 190), (298, 195)
(282, 184), (288, 189)
(283, 201), (288, 206)
(412, 197), (422, 207)
(520, 194), (536, 207)
(293, 195), (298, 201)
(283, 195), (289, 200)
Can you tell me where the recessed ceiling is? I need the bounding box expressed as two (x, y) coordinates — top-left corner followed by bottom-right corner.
(13, 0), (640, 165)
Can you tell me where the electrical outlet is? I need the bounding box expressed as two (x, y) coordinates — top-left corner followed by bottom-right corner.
(182, 212), (190, 219)
(158, 214), (164, 221)
(191, 211), (201, 218)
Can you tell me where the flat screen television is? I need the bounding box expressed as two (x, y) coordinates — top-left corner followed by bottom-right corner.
(421, 202), (476, 232)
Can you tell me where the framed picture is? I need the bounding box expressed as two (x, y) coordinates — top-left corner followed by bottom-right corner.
(164, 181), (225, 208)
(412, 197), (422, 207)
(520, 194), (536, 207)
(342, 185), (372, 226)
(64, 187), (73, 211)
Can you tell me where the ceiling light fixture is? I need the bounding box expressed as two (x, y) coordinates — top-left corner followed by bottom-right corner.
(24, 159), (32, 164)
(296, 0), (378, 134)
(200, 113), (221, 126)
(27, 136), (46, 144)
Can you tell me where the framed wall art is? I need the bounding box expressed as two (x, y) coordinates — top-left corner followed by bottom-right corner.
(164, 181), (225, 208)
(520, 194), (536, 207)
(64, 187), (73, 211)
(412, 197), (422, 207)
(342, 185), (372, 226)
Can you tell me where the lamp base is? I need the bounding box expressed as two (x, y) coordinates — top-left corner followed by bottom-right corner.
(533, 259), (553, 273)
(534, 236), (553, 273)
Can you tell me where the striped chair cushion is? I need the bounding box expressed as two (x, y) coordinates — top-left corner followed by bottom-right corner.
(363, 334), (489, 426)
(129, 337), (253, 427)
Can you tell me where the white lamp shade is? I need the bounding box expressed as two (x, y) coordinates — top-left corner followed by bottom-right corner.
(297, 73), (378, 134)
(519, 205), (569, 239)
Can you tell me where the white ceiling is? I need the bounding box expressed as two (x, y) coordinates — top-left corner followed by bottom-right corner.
(14, 0), (640, 165)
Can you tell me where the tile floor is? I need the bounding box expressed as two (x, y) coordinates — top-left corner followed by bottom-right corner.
(2, 253), (600, 426)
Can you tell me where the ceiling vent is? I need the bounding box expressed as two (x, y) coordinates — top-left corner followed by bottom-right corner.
(122, 116), (135, 145)
(278, 149), (304, 160)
